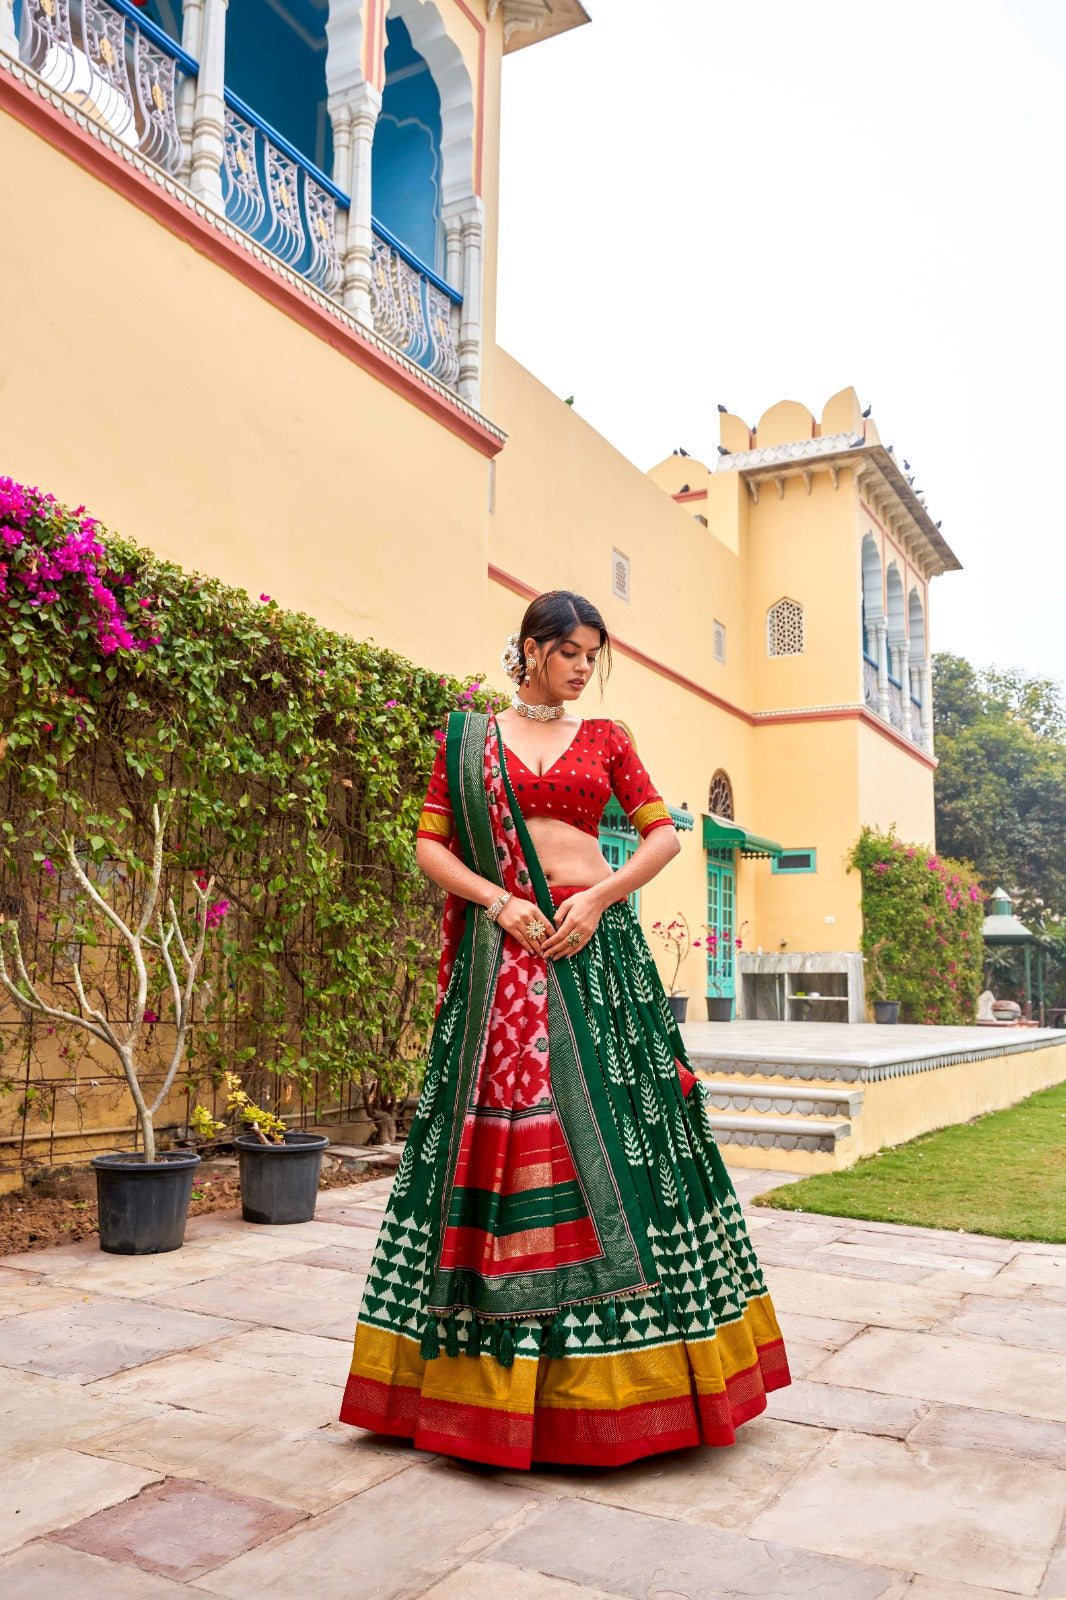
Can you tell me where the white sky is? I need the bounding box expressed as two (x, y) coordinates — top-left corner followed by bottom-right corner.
(496, 0), (1066, 686)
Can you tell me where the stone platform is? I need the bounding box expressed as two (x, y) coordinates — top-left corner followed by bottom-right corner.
(681, 1020), (1066, 1173)
(1, 1169), (1064, 1599)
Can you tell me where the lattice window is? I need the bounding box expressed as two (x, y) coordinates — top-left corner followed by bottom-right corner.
(713, 620), (726, 664)
(767, 597), (804, 657)
(611, 549), (630, 602)
(708, 769), (734, 819)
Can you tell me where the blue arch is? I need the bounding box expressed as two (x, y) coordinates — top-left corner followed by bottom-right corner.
(223, 0), (332, 175)
(372, 16), (443, 273)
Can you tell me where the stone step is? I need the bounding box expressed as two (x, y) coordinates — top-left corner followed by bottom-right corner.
(705, 1110), (853, 1154)
(697, 1077), (864, 1120)
(688, 1048), (866, 1084)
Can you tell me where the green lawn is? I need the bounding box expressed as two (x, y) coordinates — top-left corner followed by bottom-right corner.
(752, 1079), (1066, 1242)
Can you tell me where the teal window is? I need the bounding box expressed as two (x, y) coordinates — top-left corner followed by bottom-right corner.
(598, 827), (640, 918)
(772, 849), (817, 875)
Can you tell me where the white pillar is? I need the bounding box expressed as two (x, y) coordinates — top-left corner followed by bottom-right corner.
(445, 196), (484, 407)
(176, 0), (204, 185)
(895, 639), (912, 738)
(873, 618), (890, 721)
(329, 81), (380, 326)
(919, 659), (934, 753)
(189, 0), (228, 214)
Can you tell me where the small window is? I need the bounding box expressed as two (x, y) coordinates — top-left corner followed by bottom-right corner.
(713, 620), (726, 664)
(772, 849), (817, 875)
(767, 597), (804, 657)
(612, 549), (630, 602)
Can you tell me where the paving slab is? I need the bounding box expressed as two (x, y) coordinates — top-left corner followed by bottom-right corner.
(814, 1241), (1004, 1279)
(0, 1279), (86, 1317)
(51, 1475), (305, 1583)
(192, 1463), (544, 1600)
(747, 1432), (1066, 1592)
(204, 1325), (352, 1380)
(907, 1403), (1066, 1469)
(0, 1295), (248, 1383)
(0, 1540), (194, 1597)
(993, 1251), (1066, 1290)
(755, 1245), (930, 1285)
(904, 1580), (1048, 1600)
(815, 1326), (1066, 1422)
(85, 1409), (410, 1514)
(416, 1560), (624, 1599)
(0, 1365), (164, 1463)
(836, 1227), (1020, 1263)
(152, 1272), (359, 1337)
(91, 1349), (344, 1428)
(0, 1447), (161, 1554)
(765, 1378), (925, 1438)
(763, 1264), (960, 1330)
(50, 1248), (253, 1299)
(490, 1495), (909, 1600)
(559, 1419), (830, 1534)
(297, 1243), (378, 1273)
(774, 1309), (866, 1348)
(941, 1292), (1066, 1350)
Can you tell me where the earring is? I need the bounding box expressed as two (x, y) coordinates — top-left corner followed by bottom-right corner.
(526, 656), (536, 671)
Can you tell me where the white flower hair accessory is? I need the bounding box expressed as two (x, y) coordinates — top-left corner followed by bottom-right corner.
(500, 630), (524, 685)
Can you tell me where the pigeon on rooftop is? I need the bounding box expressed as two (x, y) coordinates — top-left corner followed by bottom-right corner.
(862, 405), (872, 418)
(717, 445), (731, 456)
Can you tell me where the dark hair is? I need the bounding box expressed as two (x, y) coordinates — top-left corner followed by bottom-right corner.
(517, 590), (613, 695)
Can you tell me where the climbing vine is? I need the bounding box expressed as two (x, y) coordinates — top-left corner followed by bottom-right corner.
(848, 826), (984, 1024)
(0, 476), (495, 1142)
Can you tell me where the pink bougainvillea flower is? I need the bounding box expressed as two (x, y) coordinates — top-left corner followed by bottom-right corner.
(142, 1009), (159, 1024)
(41, 858), (55, 877)
(259, 593), (272, 603)
(385, 699), (398, 708)
(205, 900), (231, 929)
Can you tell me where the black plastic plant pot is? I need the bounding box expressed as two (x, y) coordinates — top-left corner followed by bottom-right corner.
(91, 1149), (201, 1255)
(707, 996), (735, 1022)
(667, 994), (689, 1024)
(235, 1131), (330, 1225)
(874, 1000), (901, 1024)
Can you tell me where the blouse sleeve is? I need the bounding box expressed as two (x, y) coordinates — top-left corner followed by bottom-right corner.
(416, 737), (455, 845)
(608, 722), (676, 839)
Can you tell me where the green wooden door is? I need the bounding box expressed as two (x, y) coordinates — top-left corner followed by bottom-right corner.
(705, 846), (736, 1000)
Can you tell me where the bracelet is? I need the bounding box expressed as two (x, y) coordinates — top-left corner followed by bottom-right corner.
(484, 891), (511, 923)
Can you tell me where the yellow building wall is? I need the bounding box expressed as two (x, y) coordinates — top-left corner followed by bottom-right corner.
(857, 722), (937, 845)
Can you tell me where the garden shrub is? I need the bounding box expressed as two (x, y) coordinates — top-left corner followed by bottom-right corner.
(848, 826), (984, 1024)
(0, 476), (495, 1146)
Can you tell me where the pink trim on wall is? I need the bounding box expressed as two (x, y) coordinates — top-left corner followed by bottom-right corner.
(0, 68), (503, 459)
(673, 489), (708, 503)
(487, 562), (937, 768)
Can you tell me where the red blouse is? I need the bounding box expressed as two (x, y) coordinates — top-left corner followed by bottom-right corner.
(416, 718), (675, 846)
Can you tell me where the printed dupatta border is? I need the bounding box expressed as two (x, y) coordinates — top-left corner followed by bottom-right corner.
(425, 710), (658, 1320)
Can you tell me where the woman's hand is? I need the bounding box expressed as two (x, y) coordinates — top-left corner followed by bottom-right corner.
(494, 895), (556, 957)
(539, 887), (606, 961)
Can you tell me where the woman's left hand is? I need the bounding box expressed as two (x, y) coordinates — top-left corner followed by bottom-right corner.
(539, 888), (607, 961)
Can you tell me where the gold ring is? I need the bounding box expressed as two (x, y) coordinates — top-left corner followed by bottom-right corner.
(525, 919), (545, 940)
(566, 930), (581, 947)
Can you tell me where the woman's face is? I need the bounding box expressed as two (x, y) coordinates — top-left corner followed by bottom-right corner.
(525, 624), (602, 703)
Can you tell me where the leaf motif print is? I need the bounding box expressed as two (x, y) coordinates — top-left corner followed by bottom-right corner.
(640, 1073), (661, 1126)
(651, 1030), (674, 1077)
(391, 1144), (414, 1202)
(659, 1153), (680, 1211)
(622, 1114), (645, 1168)
(672, 1104), (692, 1158)
(423, 1112), (444, 1166)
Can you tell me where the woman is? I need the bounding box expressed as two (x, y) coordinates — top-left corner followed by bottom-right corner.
(339, 590), (790, 1469)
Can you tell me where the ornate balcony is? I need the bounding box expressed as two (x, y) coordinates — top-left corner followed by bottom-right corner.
(5, 0), (467, 396)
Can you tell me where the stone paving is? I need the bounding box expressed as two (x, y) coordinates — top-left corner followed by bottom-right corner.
(1, 1168), (1065, 1599)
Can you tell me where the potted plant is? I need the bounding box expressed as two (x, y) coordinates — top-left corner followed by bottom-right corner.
(864, 937), (901, 1023)
(0, 800), (220, 1254)
(703, 919), (746, 1021)
(650, 914), (697, 1023)
(192, 1072), (329, 1225)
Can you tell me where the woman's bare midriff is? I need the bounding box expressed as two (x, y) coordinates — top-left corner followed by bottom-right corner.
(524, 816), (614, 889)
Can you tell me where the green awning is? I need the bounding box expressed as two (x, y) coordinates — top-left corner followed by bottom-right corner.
(601, 801), (695, 837)
(701, 813), (783, 859)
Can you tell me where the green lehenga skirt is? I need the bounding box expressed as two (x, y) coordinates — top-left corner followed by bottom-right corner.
(340, 878), (791, 1468)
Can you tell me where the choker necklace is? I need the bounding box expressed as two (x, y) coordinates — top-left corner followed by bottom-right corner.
(510, 692), (565, 722)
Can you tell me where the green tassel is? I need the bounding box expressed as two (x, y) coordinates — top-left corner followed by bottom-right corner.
(420, 1317), (441, 1362)
(489, 1320), (501, 1360)
(466, 1315), (483, 1358)
(497, 1322), (515, 1369)
(601, 1300), (620, 1344)
(445, 1315), (460, 1359)
(547, 1317), (567, 1360)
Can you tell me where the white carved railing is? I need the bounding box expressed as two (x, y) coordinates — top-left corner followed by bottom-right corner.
(862, 654), (879, 712)
(221, 98), (342, 296)
(369, 225), (461, 388)
(17, 0), (184, 173)
(887, 678), (905, 732)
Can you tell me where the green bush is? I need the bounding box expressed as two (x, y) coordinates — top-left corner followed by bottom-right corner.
(848, 826), (984, 1023)
(0, 476), (496, 1140)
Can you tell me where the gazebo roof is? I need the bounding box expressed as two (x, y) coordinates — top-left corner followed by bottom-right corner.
(982, 887), (1035, 945)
